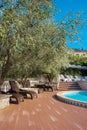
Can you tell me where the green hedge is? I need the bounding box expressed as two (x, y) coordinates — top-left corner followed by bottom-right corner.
(61, 68), (87, 76)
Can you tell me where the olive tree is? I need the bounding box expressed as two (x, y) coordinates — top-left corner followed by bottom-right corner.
(0, 0), (85, 84)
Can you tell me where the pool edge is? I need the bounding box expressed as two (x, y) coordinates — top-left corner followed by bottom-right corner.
(56, 90), (87, 108)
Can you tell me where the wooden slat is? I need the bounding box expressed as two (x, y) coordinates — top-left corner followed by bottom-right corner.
(0, 91), (87, 130)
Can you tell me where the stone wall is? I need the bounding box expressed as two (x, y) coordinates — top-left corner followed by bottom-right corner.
(0, 94), (11, 109)
(77, 81), (87, 90)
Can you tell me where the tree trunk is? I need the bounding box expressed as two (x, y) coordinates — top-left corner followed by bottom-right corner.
(0, 79), (4, 85)
(0, 49), (11, 80)
(47, 73), (54, 83)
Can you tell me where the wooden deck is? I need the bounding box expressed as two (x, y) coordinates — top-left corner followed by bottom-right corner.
(0, 91), (87, 130)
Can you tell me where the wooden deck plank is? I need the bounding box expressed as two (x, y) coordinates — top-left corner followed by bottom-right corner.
(0, 91), (87, 130)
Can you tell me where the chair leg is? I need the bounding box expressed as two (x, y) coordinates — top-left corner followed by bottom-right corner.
(28, 91), (37, 99)
(10, 96), (19, 104)
(10, 94), (24, 104)
(30, 93), (33, 99)
(16, 98), (19, 104)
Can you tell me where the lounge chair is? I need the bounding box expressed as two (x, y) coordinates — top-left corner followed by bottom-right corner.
(0, 80), (24, 104)
(9, 80), (37, 99)
(10, 93), (24, 104)
(35, 83), (54, 92)
(19, 79), (42, 94)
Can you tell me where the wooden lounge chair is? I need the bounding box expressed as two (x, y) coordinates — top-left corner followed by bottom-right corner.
(35, 83), (53, 92)
(9, 81), (37, 99)
(44, 85), (54, 91)
(10, 93), (24, 104)
(19, 79), (42, 94)
(0, 81), (24, 104)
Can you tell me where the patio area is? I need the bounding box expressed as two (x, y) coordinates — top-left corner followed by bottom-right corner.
(0, 91), (87, 130)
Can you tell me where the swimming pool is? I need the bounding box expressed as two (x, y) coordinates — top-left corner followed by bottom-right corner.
(56, 91), (87, 108)
(62, 91), (87, 102)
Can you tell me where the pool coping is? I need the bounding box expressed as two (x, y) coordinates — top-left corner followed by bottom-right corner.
(56, 90), (87, 108)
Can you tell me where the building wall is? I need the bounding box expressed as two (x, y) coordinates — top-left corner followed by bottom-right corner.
(73, 52), (87, 57)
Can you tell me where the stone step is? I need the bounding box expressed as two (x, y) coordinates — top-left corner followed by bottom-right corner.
(59, 87), (81, 89)
(58, 87), (81, 90)
(58, 82), (81, 91)
(59, 85), (79, 87)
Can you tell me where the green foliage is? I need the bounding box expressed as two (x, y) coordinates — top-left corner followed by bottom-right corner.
(69, 55), (87, 66)
(62, 55), (87, 76)
(7, 22), (69, 80)
(0, 0), (86, 82)
(62, 68), (87, 76)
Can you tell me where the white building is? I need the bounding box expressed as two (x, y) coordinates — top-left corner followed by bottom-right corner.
(73, 49), (87, 57)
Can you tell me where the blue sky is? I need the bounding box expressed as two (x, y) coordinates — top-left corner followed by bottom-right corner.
(54, 0), (87, 50)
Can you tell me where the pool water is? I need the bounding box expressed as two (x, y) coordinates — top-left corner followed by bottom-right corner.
(62, 91), (87, 103)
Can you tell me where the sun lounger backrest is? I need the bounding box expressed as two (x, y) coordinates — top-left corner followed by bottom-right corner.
(9, 81), (19, 93)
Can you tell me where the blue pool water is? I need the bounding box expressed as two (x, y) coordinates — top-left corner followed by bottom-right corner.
(62, 91), (87, 103)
